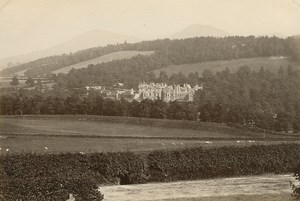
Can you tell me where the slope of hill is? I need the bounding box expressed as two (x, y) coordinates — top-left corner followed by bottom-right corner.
(1, 35), (292, 78)
(45, 29), (140, 55)
(0, 29), (140, 70)
(169, 24), (229, 39)
(153, 56), (300, 76)
(52, 50), (154, 74)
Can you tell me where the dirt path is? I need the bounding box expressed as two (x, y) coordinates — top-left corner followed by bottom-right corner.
(100, 174), (295, 201)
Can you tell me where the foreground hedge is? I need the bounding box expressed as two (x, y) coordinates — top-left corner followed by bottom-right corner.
(1, 144), (300, 200)
(0, 152), (146, 201)
(148, 144), (300, 182)
(1, 152), (146, 184)
(0, 177), (103, 201)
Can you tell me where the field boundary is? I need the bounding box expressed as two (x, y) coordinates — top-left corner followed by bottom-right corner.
(1, 114), (299, 138)
(1, 132), (300, 141)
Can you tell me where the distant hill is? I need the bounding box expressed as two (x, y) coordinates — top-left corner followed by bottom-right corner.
(169, 24), (230, 39)
(1, 35), (292, 78)
(43, 29), (140, 55)
(152, 56), (300, 76)
(0, 29), (140, 70)
(52, 50), (154, 74)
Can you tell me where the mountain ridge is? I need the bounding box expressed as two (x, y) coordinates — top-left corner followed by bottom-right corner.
(0, 29), (141, 70)
(169, 24), (230, 39)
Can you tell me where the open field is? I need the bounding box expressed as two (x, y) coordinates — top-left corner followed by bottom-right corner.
(1, 115), (300, 153)
(0, 115), (261, 138)
(165, 194), (293, 201)
(52, 50), (154, 74)
(2, 136), (299, 154)
(153, 57), (300, 76)
(0, 115), (287, 139)
(0, 77), (26, 88)
(100, 174), (295, 201)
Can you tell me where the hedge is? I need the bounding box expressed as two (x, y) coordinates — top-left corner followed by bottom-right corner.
(147, 144), (300, 182)
(1, 144), (300, 200)
(0, 177), (103, 201)
(0, 152), (146, 201)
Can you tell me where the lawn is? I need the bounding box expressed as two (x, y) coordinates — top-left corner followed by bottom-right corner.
(0, 115), (256, 138)
(0, 115), (282, 139)
(153, 57), (300, 76)
(1, 115), (300, 153)
(0, 118), (246, 137)
(52, 50), (154, 74)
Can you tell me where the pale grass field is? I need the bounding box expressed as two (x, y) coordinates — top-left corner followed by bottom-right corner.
(153, 57), (300, 76)
(52, 50), (154, 74)
(100, 174), (296, 201)
(164, 194), (293, 201)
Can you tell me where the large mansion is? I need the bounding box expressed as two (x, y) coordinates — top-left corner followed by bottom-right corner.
(85, 82), (202, 102)
(138, 82), (202, 102)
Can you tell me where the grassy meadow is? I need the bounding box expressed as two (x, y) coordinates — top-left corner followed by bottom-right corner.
(0, 115), (259, 138)
(52, 50), (154, 74)
(1, 115), (300, 154)
(153, 57), (300, 76)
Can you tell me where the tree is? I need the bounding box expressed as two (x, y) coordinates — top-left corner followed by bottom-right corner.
(291, 162), (300, 198)
(150, 100), (168, 119)
(169, 74), (179, 84)
(187, 72), (199, 86)
(177, 72), (187, 85)
(64, 95), (80, 115)
(129, 100), (141, 117)
(146, 72), (156, 82)
(138, 99), (153, 118)
(10, 76), (19, 86)
(202, 69), (214, 80)
(25, 77), (35, 86)
(158, 71), (169, 83)
(167, 101), (186, 120)
(36, 79), (43, 91)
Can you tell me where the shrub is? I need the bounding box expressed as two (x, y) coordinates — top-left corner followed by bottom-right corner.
(292, 162), (300, 198)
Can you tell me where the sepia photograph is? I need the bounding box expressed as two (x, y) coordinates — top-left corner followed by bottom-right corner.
(0, 0), (300, 200)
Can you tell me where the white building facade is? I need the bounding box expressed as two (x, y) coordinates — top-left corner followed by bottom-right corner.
(138, 82), (202, 102)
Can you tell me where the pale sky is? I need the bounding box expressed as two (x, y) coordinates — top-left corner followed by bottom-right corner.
(0, 0), (300, 59)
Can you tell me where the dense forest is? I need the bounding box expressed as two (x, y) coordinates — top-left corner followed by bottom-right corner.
(194, 66), (300, 132)
(53, 36), (300, 89)
(1, 36), (298, 78)
(1, 66), (299, 133)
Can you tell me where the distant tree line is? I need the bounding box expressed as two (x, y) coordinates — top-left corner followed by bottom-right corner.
(56, 62), (201, 89)
(53, 36), (300, 89)
(194, 65), (300, 132)
(55, 55), (170, 89)
(0, 90), (198, 120)
(1, 36), (298, 78)
(1, 66), (300, 133)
